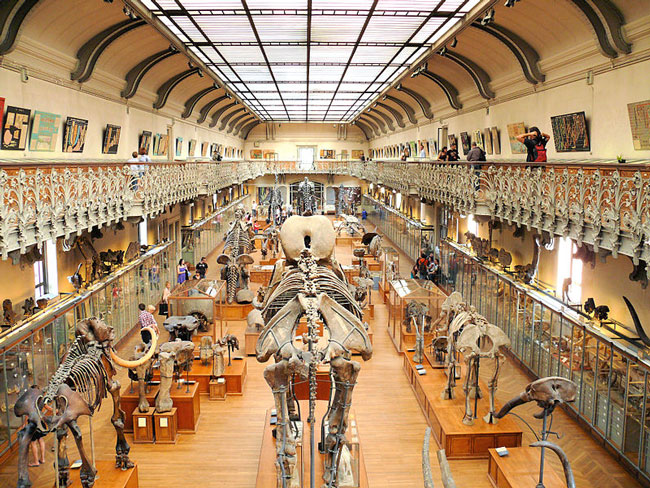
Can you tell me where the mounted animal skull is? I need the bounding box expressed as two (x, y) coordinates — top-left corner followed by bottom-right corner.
(361, 232), (382, 258)
(218, 253), (254, 304)
(495, 376), (577, 420)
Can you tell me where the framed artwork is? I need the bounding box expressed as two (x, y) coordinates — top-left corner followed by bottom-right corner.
(263, 149), (275, 159)
(351, 150), (364, 159)
(139, 131), (152, 154)
(102, 124), (121, 154)
(2, 105), (31, 150)
(340, 149), (349, 160)
(152, 134), (160, 155)
(551, 111), (590, 152)
(320, 149), (335, 159)
(160, 134), (169, 156)
(62, 117), (88, 153)
(491, 126), (501, 154)
(507, 122), (526, 154)
(628, 100), (650, 150)
(448, 134), (457, 148)
(189, 139), (197, 156)
(473, 130), (484, 150)
(175, 137), (183, 157)
(201, 141), (208, 157)
(460, 132), (471, 155)
(409, 141), (417, 155)
(250, 149), (262, 159)
(30, 111), (61, 152)
(483, 128), (492, 155)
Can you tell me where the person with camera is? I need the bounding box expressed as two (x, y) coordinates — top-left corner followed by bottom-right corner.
(516, 126), (551, 163)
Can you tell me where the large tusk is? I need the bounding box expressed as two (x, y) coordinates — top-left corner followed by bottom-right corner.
(110, 327), (158, 368)
(494, 392), (527, 419)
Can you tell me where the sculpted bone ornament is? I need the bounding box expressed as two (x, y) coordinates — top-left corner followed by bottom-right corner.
(13, 318), (157, 488)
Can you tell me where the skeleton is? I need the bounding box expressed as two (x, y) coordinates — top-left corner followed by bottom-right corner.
(200, 336), (213, 365)
(255, 215), (372, 488)
(157, 340), (195, 411)
(430, 292), (464, 334)
(353, 248), (371, 280)
(13, 318), (157, 488)
(219, 210), (255, 303)
(262, 176), (284, 225)
(351, 276), (374, 310)
(127, 343), (155, 413)
(442, 309), (511, 426)
(216, 334), (240, 367)
(262, 226), (281, 260)
(247, 308), (265, 332)
(2, 299), (18, 326)
(336, 185), (356, 216)
(513, 233), (554, 284)
(404, 301), (431, 364)
(296, 177), (317, 216)
(336, 215), (365, 237)
(361, 232), (382, 258)
(68, 263), (84, 291)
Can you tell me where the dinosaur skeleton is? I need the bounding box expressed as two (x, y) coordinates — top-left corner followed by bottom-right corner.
(254, 215), (372, 488)
(14, 318), (157, 488)
(442, 307), (510, 426)
(219, 206), (255, 303)
(297, 177), (317, 216)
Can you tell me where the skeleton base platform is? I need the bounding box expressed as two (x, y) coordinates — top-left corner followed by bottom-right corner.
(352, 258), (381, 271)
(245, 327), (261, 355)
(152, 357), (246, 395)
(170, 382), (201, 433)
(68, 461), (138, 488)
(255, 403), (369, 488)
(259, 257), (280, 266)
(223, 302), (254, 320)
(121, 384), (161, 432)
(487, 447), (565, 488)
(335, 235), (357, 246)
(402, 353), (522, 459)
(250, 265), (274, 285)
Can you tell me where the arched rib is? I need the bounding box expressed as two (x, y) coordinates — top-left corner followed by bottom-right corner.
(233, 115), (256, 136)
(440, 51), (495, 100)
(412, 64), (462, 110)
(227, 112), (249, 134)
(182, 85), (219, 119)
(569, 0), (631, 58)
(373, 102), (405, 128)
(72, 19), (146, 83)
(358, 115), (381, 137)
(383, 95), (417, 125)
(153, 67), (201, 110)
(241, 120), (262, 139)
(219, 107), (245, 131)
(0, 0), (40, 55)
(396, 84), (433, 120)
(197, 94), (232, 124)
(363, 112), (388, 134)
(121, 47), (178, 99)
(472, 22), (545, 84)
(368, 108), (395, 132)
(352, 121), (372, 140)
(209, 101), (239, 128)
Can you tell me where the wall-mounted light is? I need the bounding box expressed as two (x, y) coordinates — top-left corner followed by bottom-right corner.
(481, 9), (495, 25)
(450, 37), (458, 48)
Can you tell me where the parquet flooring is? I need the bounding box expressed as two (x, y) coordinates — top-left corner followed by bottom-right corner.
(0, 221), (642, 487)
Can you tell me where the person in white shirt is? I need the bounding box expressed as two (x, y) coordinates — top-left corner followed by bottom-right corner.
(252, 201), (258, 219)
(138, 147), (152, 162)
(127, 151), (139, 162)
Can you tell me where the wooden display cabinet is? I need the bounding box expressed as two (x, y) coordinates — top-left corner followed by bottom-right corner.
(154, 408), (178, 444)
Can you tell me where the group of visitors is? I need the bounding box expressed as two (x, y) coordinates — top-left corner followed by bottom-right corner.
(176, 257), (208, 284)
(437, 144), (460, 161)
(411, 252), (441, 283)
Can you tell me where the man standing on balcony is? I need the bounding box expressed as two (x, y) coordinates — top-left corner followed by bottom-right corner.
(446, 144), (460, 162)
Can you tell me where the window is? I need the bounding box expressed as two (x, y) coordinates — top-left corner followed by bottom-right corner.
(466, 214), (479, 235)
(34, 259), (46, 299)
(139, 217), (149, 246)
(34, 240), (58, 299)
(556, 237), (583, 304)
(298, 147), (315, 170)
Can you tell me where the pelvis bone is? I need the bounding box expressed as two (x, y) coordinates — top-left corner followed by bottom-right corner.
(279, 215), (336, 262)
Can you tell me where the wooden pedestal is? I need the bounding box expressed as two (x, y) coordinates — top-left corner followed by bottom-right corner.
(170, 382), (201, 433)
(132, 408), (154, 444)
(154, 408), (178, 444)
(353, 258), (381, 271)
(121, 384), (160, 432)
(223, 302), (253, 320)
(250, 267), (273, 285)
(223, 357), (247, 395)
(363, 303), (375, 319)
(245, 328), (261, 355)
(336, 236), (356, 246)
(259, 257), (279, 266)
(209, 378), (227, 401)
(68, 461), (138, 488)
(487, 447), (565, 488)
(402, 353), (522, 459)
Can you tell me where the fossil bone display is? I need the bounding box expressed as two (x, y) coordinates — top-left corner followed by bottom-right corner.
(296, 177), (317, 216)
(261, 226), (281, 260)
(14, 318), (157, 488)
(200, 336), (213, 365)
(336, 215), (366, 237)
(127, 342), (155, 413)
(361, 232), (382, 258)
(404, 301), (431, 364)
(163, 315), (200, 341)
(255, 215), (372, 488)
(262, 175), (284, 225)
(157, 340), (195, 407)
(219, 207), (255, 303)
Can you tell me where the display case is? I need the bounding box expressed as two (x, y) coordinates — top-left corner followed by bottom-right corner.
(387, 278), (446, 353)
(438, 239), (650, 484)
(0, 241), (174, 459)
(379, 247), (400, 302)
(167, 279), (225, 341)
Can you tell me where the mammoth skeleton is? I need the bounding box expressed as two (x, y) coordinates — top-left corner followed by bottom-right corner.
(14, 318), (157, 488)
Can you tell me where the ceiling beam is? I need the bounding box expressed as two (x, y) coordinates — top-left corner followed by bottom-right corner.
(373, 101), (405, 128)
(358, 115), (381, 136)
(197, 94), (231, 124)
(352, 120), (372, 140)
(411, 63), (462, 110)
(241, 120), (262, 139)
(396, 84), (433, 120)
(0, 0), (39, 55)
(182, 85), (219, 119)
(153, 67), (201, 110)
(568, 0), (630, 58)
(364, 111), (389, 133)
(121, 47), (178, 99)
(227, 111), (250, 134)
(233, 115), (256, 136)
(368, 108), (395, 132)
(210, 102), (240, 129)
(382, 94), (417, 125)
(71, 19), (146, 83)
(439, 51), (494, 100)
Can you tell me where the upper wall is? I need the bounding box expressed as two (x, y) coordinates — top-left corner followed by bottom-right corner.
(243, 123), (369, 161)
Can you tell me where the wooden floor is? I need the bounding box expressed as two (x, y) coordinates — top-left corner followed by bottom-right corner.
(0, 222), (642, 487)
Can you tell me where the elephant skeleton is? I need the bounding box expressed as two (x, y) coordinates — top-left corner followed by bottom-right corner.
(442, 309), (511, 426)
(255, 215), (372, 488)
(219, 213), (255, 303)
(13, 318), (157, 488)
(404, 301), (431, 364)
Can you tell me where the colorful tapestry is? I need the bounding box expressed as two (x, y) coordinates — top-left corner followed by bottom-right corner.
(102, 124), (120, 154)
(551, 112), (590, 152)
(507, 122), (526, 154)
(189, 139), (196, 156)
(62, 117), (88, 153)
(175, 137), (183, 157)
(460, 132), (471, 155)
(140, 131), (152, 154)
(473, 130), (484, 150)
(491, 127), (501, 154)
(628, 100), (650, 150)
(30, 111), (61, 152)
(2, 105), (31, 150)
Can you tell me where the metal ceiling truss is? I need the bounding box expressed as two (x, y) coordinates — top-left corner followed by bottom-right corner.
(0, 0), (39, 55)
(233, 115), (256, 136)
(219, 107), (246, 131)
(569, 0), (630, 58)
(209, 101), (239, 128)
(373, 102), (405, 129)
(439, 51), (494, 100)
(153, 67), (201, 109)
(472, 22), (545, 84)
(148, 9), (465, 17)
(358, 115), (381, 137)
(411, 63), (462, 110)
(182, 85), (219, 119)
(352, 120), (372, 140)
(197, 94), (232, 124)
(71, 19), (146, 83)
(382, 94), (417, 125)
(121, 47), (178, 99)
(368, 108), (395, 132)
(396, 84), (433, 119)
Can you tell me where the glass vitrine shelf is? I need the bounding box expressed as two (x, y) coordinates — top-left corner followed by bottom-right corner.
(439, 239), (650, 484)
(0, 241), (175, 458)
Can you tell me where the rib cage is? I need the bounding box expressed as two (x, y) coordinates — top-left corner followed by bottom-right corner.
(44, 337), (109, 414)
(224, 222), (252, 256)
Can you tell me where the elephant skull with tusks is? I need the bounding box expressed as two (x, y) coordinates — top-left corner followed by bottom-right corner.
(218, 253), (254, 303)
(495, 376), (577, 420)
(14, 317), (157, 488)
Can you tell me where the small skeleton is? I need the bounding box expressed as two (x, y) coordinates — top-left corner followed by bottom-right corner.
(361, 232), (382, 258)
(336, 214), (365, 237)
(405, 301), (431, 364)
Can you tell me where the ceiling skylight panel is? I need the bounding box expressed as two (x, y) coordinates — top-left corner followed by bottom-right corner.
(172, 16), (207, 42)
(310, 46), (354, 63)
(377, 0), (440, 10)
(159, 16), (190, 43)
(265, 46), (307, 64)
(342, 66), (383, 82)
(156, 0), (179, 8)
(309, 65), (345, 82)
(351, 46), (400, 64)
(247, 0), (308, 8)
(312, 0), (375, 8)
(253, 15), (307, 43)
(215, 46), (266, 63)
(188, 46), (210, 63)
(410, 18), (446, 44)
(231, 66), (275, 81)
(362, 16), (424, 44)
(195, 16), (257, 42)
(273, 66), (307, 83)
(277, 82), (307, 91)
(392, 47), (418, 64)
(175, 0), (241, 8)
(311, 16), (366, 43)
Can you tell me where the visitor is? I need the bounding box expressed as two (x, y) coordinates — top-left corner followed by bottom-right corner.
(466, 142), (486, 163)
(427, 257), (438, 282)
(287, 203), (293, 217)
(127, 151), (139, 162)
(400, 148), (408, 161)
(416, 252), (429, 280)
(252, 200), (258, 219)
(196, 257), (208, 279)
(419, 144), (426, 158)
(516, 126), (551, 163)
(446, 144), (460, 162)
(138, 147), (152, 163)
(22, 395), (50, 467)
(410, 264), (419, 279)
(160, 281), (171, 316)
(361, 209), (367, 220)
(437, 147), (448, 160)
(137, 303), (159, 344)
(129, 151), (143, 190)
(177, 259), (188, 285)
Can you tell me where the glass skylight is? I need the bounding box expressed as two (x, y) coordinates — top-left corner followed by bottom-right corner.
(145, 0), (481, 122)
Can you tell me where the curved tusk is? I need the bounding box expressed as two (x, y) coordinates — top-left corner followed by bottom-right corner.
(110, 327), (158, 368)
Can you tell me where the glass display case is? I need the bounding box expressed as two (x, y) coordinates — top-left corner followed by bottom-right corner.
(438, 239), (650, 484)
(380, 247), (400, 302)
(0, 241), (174, 458)
(387, 278), (446, 353)
(168, 279), (225, 341)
